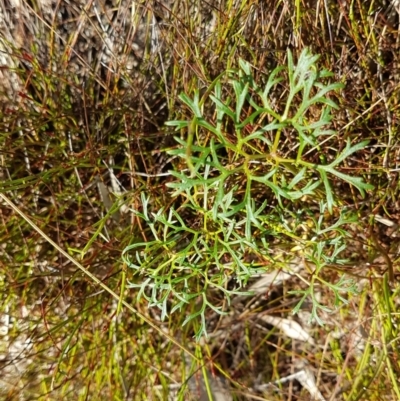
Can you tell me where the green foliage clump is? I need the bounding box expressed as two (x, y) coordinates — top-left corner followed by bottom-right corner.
(122, 49), (373, 338)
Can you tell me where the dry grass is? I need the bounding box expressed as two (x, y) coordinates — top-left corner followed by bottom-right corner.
(1, 0), (400, 400)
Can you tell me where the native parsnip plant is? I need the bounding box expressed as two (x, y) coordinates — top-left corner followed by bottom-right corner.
(122, 49), (373, 338)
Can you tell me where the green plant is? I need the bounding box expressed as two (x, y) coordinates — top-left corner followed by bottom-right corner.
(290, 201), (360, 325)
(122, 48), (373, 338)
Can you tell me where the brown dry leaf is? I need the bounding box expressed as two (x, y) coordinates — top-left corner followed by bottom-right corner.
(261, 315), (315, 345)
(247, 256), (305, 294)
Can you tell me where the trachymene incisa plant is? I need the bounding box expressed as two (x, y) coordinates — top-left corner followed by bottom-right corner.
(122, 48), (373, 338)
